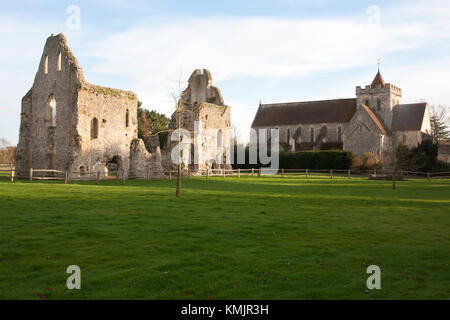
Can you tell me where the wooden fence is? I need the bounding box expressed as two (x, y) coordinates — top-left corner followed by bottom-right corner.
(1, 164), (450, 184)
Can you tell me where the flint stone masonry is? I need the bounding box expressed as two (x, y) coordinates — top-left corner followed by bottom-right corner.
(252, 70), (432, 163)
(15, 33), (163, 179)
(167, 69), (232, 172)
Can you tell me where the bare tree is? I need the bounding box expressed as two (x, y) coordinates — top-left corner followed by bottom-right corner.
(0, 139), (15, 165)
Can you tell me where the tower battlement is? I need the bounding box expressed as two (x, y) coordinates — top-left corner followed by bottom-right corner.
(356, 83), (402, 96)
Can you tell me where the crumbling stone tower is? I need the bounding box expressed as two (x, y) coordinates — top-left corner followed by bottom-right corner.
(16, 33), (162, 179)
(167, 69), (231, 172)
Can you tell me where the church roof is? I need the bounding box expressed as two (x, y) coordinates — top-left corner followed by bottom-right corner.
(251, 98), (356, 127)
(361, 105), (388, 135)
(370, 70), (386, 88)
(391, 103), (427, 131)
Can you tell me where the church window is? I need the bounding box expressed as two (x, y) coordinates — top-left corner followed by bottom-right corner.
(338, 126), (342, 142)
(287, 128), (291, 143)
(402, 134), (407, 144)
(310, 128), (315, 143)
(91, 118), (99, 140)
(377, 99), (381, 111)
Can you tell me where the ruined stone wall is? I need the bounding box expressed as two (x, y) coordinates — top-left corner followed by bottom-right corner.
(166, 69), (231, 172)
(129, 139), (164, 179)
(16, 33), (164, 180)
(15, 34), (84, 177)
(74, 83), (138, 178)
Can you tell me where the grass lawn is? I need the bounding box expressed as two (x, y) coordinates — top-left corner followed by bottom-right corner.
(0, 175), (449, 300)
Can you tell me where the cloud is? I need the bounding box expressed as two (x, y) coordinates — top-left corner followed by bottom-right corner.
(82, 5), (448, 109)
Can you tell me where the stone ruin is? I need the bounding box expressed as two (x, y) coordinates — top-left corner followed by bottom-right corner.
(15, 33), (164, 179)
(164, 69), (232, 173)
(15, 34), (232, 179)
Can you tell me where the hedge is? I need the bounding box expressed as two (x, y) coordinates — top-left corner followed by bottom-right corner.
(279, 151), (354, 170)
(232, 147), (354, 170)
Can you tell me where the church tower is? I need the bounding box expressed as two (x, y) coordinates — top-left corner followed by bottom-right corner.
(356, 69), (402, 129)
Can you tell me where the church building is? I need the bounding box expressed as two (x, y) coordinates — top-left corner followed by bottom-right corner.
(251, 70), (432, 160)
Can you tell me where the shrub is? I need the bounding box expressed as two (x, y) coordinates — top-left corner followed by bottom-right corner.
(232, 147), (354, 170)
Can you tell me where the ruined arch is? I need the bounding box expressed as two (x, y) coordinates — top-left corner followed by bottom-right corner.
(47, 94), (56, 127)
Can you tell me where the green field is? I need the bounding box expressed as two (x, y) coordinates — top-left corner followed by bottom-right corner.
(0, 176), (449, 300)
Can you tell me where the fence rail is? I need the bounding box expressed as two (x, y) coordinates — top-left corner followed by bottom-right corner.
(2, 164), (450, 184)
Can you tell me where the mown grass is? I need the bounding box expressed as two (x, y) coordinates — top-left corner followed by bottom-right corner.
(0, 175), (449, 300)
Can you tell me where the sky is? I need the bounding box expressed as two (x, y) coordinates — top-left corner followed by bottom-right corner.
(1, 0), (450, 145)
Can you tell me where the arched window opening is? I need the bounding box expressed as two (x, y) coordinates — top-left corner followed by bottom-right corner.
(47, 95), (56, 127)
(57, 52), (62, 71)
(338, 126), (343, 142)
(126, 109), (129, 127)
(217, 129), (223, 148)
(377, 99), (381, 111)
(44, 55), (48, 74)
(91, 118), (99, 140)
(365, 100), (370, 107)
(403, 134), (407, 144)
(293, 127), (302, 141)
(287, 128), (291, 143)
(310, 128), (315, 143)
(79, 166), (87, 176)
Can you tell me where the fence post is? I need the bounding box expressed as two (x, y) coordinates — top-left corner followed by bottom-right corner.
(122, 170), (126, 184)
(147, 169), (150, 181)
(206, 168), (209, 180)
(96, 171), (100, 185)
(29, 168), (33, 182)
(188, 169), (191, 180)
(169, 170), (172, 180)
(282, 169), (285, 178)
(306, 168), (309, 179)
(330, 169), (333, 179)
(223, 167), (226, 178)
(427, 171), (430, 181)
(258, 168), (261, 177)
(64, 170), (68, 184)
(348, 169), (351, 179)
(252, 168), (254, 176)
(238, 168), (241, 178)
(10, 168), (14, 183)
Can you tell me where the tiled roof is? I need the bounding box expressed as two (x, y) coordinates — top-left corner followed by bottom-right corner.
(391, 103), (427, 131)
(251, 98), (356, 127)
(371, 70), (386, 88)
(361, 105), (388, 135)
